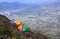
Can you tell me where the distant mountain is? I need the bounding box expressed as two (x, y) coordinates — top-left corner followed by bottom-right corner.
(0, 2), (37, 11)
(0, 2), (60, 11)
(0, 2), (60, 17)
(9, 2), (60, 16)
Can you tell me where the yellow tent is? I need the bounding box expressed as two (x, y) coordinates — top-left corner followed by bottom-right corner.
(14, 19), (21, 25)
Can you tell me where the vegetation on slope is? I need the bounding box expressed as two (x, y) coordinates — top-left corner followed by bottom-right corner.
(0, 14), (48, 39)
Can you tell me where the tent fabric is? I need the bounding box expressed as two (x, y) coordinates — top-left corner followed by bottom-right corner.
(22, 24), (29, 32)
(18, 23), (23, 31)
(14, 19), (20, 25)
(10, 19), (15, 23)
(10, 19), (29, 32)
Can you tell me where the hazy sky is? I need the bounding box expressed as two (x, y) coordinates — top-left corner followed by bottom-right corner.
(0, 0), (58, 4)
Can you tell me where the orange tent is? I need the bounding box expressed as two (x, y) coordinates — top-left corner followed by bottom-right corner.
(18, 22), (23, 31)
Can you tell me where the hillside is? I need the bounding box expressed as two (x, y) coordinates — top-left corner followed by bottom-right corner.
(0, 14), (48, 39)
